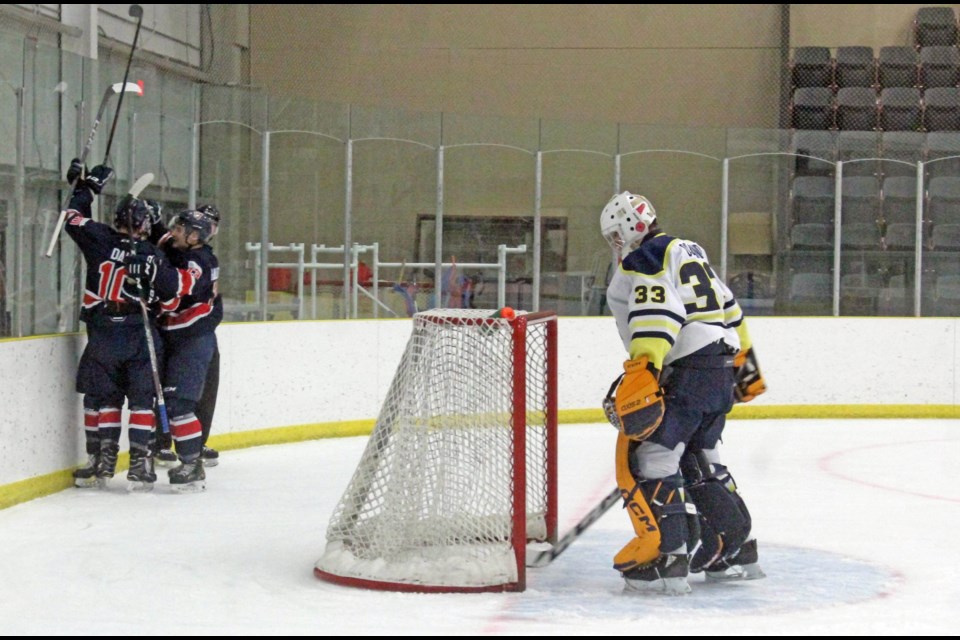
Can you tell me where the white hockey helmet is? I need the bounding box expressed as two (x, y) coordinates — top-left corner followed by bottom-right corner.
(599, 191), (657, 258)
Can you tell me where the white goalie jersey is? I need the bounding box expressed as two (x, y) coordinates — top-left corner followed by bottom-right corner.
(605, 232), (747, 371)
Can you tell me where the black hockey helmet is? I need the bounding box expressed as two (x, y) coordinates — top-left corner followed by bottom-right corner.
(172, 208), (214, 244)
(114, 195), (151, 237)
(196, 203), (221, 224)
(196, 203), (220, 238)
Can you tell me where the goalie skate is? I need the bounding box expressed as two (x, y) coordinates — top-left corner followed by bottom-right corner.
(704, 539), (766, 582)
(623, 554), (692, 596)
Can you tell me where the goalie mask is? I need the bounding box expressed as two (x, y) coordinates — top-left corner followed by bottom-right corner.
(600, 191), (657, 260)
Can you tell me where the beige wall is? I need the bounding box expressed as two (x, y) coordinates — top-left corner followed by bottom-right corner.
(243, 5), (959, 299)
(250, 4), (782, 128)
(791, 4), (960, 48)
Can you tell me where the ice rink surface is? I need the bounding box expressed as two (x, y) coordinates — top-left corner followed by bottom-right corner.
(1, 419), (957, 635)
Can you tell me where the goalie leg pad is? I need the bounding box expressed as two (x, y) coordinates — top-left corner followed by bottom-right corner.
(614, 434), (661, 571)
(613, 476), (695, 576)
(615, 434), (697, 566)
(686, 466), (752, 571)
(613, 532), (661, 574)
(640, 474), (694, 556)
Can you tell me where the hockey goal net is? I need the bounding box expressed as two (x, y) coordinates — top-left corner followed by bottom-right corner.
(314, 308), (558, 592)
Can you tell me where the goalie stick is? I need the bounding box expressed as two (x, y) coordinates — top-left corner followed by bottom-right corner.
(526, 487), (621, 568)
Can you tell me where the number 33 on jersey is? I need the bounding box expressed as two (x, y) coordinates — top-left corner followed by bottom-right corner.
(607, 234), (745, 371)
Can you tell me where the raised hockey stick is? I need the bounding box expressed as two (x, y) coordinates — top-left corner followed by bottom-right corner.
(45, 5), (144, 258)
(526, 487), (621, 568)
(129, 172), (154, 200)
(43, 81), (143, 258)
(102, 4), (144, 167)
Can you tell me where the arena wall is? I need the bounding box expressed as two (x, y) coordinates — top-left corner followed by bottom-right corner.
(1, 316), (957, 507)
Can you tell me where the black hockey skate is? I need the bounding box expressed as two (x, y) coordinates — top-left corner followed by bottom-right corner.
(72, 453), (99, 488)
(201, 446), (219, 467)
(95, 441), (120, 488)
(622, 554), (691, 595)
(168, 458), (205, 493)
(704, 539), (766, 582)
(126, 447), (157, 492)
(155, 447), (178, 467)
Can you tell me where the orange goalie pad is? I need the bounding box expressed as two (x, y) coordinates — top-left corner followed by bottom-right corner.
(612, 433), (661, 572)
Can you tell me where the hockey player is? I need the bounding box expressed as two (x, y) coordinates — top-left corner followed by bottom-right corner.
(143, 202), (222, 468)
(600, 191), (767, 594)
(126, 208), (222, 492)
(190, 204), (222, 466)
(63, 161), (160, 491)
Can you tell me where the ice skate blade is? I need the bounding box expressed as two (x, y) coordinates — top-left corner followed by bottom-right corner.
(74, 477), (98, 489)
(95, 477), (113, 490)
(705, 563), (766, 582)
(126, 480), (155, 493)
(624, 576), (691, 596)
(201, 458), (218, 468)
(170, 480), (206, 494)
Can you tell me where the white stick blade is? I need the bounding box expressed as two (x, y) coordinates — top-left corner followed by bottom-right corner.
(129, 172), (154, 198)
(112, 81), (143, 96)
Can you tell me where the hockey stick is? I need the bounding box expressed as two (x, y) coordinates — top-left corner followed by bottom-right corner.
(123, 173), (169, 435)
(135, 295), (170, 435)
(45, 5), (144, 258)
(43, 81), (143, 258)
(102, 4), (144, 167)
(526, 487), (621, 568)
(129, 172), (154, 200)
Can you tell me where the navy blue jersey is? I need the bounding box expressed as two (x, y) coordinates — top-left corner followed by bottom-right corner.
(153, 243), (223, 338)
(64, 190), (160, 327)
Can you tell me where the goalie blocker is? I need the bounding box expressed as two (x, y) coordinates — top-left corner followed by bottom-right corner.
(733, 347), (766, 403)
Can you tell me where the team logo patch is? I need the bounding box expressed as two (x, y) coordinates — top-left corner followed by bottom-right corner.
(187, 260), (203, 280)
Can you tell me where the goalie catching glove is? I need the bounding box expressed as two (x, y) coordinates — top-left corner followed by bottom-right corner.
(602, 356), (665, 441)
(733, 347), (767, 403)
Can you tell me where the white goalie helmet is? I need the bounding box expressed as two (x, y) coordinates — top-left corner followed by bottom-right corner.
(600, 191), (657, 258)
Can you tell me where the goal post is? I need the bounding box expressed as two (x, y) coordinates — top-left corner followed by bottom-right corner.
(314, 308), (558, 592)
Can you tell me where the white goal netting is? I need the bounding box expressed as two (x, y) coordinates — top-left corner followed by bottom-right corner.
(315, 308), (557, 592)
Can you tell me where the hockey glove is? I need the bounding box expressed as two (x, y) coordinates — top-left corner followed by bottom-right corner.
(125, 253), (157, 285)
(733, 347), (767, 403)
(608, 356), (665, 441)
(66, 158), (86, 185)
(84, 165), (114, 194)
(144, 200), (163, 232)
(120, 276), (144, 304)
